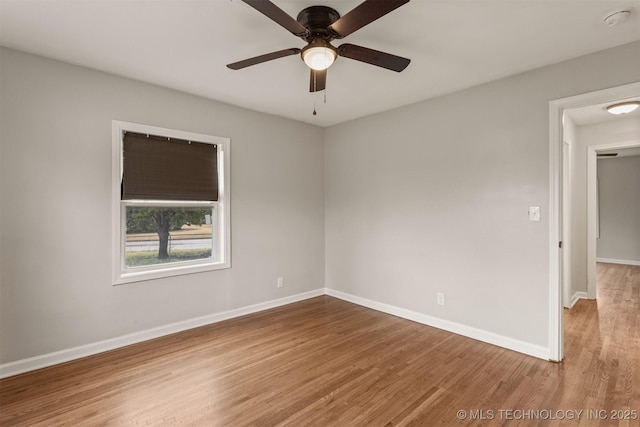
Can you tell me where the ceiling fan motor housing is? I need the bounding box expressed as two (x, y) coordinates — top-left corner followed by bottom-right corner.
(296, 6), (341, 41)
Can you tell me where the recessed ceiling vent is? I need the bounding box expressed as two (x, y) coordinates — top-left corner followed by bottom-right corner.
(603, 9), (631, 26)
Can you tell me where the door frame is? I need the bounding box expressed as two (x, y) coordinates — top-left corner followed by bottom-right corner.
(548, 82), (640, 362)
(562, 140), (572, 308)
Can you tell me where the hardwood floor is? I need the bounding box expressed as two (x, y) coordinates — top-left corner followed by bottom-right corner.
(1, 263), (638, 426)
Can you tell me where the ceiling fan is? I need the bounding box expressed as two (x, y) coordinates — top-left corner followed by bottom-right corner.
(227, 0), (411, 92)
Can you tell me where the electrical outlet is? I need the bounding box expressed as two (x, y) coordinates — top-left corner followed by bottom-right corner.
(437, 292), (445, 306)
(277, 277), (284, 288)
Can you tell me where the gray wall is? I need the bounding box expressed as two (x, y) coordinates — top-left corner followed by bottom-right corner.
(0, 48), (326, 363)
(2, 41), (639, 366)
(324, 42), (640, 348)
(597, 156), (640, 263)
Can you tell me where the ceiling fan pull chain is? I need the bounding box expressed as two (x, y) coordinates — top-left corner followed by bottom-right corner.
(312, 71), (318, 116)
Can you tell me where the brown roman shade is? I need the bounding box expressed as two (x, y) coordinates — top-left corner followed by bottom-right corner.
(122, 131), (218, 201)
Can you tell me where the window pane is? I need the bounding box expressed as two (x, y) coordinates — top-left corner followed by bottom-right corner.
(125, 206), (214, 268)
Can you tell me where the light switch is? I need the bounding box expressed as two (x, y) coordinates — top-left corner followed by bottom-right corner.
(528, 207), (541, 221)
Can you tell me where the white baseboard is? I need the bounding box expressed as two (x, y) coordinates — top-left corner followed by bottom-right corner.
(325, 288), (550, 361)
(0, 289), (325, 379)
(568, 291), (589, 308)
(596, 258), (640, 266)
(1, 286), (556, 378)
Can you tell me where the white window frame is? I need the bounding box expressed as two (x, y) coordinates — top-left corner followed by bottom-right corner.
(112, 120), (230, 285)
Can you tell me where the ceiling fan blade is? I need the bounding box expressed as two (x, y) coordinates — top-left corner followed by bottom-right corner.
(241, 0), (309, 37)
(227, 48), (301, 70)
(338, 44), (410, 72)
(329, 0), (410, 38)
(310, 69), (326, 92)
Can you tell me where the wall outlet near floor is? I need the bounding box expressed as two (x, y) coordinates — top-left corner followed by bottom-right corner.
(277, 277), (284, 288)
(437, 292), (446, 306)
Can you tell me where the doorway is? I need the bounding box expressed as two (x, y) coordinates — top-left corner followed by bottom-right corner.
(586, 143), (640, 299)
(548, 82), (640, 362)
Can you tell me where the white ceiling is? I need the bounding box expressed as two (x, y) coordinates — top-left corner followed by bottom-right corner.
(564, 100), (640, 158)
(1, 0), (639, 127)
(565, 98), (640, 125)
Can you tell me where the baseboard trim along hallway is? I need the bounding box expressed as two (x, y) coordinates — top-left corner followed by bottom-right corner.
(596, 258), (640, 266)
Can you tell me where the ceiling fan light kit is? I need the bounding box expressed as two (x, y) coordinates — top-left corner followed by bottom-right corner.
(228, 0), (411, 93)
(606, 101), (640, 115)
(301, 39), (337, 71)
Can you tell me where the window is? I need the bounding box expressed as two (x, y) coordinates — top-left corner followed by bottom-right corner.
(112, 121), (230, 284)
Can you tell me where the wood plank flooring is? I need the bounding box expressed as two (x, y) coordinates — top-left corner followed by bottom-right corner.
(1, 263), (638, 426)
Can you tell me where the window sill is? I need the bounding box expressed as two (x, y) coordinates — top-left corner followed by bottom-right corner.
(114, 260), (230, 285)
